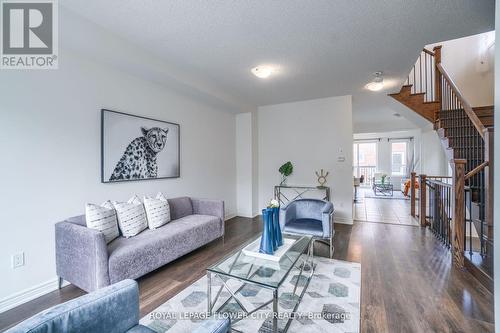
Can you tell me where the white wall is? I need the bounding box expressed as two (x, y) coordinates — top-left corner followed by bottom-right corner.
(428, 31), (495, 107)
(0, 49), (237, 308)
(420, 127), (451, 176)
(257, 96), (353, 224)
(236, 113), (253, 217)
(493, 0), (499, 328)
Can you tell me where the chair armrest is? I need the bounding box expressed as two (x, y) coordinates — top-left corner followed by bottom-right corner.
(55, 221), (110, 292)
(279, 202), (296, 230)
(7, 280), (139, 333)
(193, 318), (231, 333)
(321, 202), (334, 238)
(191, 198), (225, 236)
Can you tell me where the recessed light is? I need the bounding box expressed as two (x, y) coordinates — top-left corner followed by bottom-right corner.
(393, 113), (401, 117)
(251, 65), (277, 79)
(365, 71), (384, 91)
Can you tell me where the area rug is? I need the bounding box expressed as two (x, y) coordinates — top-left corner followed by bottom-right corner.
(140, 257), (361, 333)
(363, 190), (409, 200)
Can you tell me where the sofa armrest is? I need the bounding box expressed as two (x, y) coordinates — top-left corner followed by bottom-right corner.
(191, 198), (225, 236)
(7, 279), (140, 333)
(55, 221), (110, 292)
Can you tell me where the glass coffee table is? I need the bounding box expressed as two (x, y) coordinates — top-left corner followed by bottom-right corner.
(373, 182), (394, 196)
(207, 234), (313, 333)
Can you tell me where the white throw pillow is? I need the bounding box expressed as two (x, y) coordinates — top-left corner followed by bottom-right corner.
(113, 195), (148, 238)
(143, 192), (171, 229)
(85, 201), (119, 243)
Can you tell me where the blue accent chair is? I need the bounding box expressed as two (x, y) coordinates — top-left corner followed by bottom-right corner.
(6, 279), (154, 333)
(6, 279), (230, 333)
(280, 199), (334, 257)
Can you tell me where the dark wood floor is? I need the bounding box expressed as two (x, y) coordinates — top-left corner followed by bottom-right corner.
(0, 217), (494, 332)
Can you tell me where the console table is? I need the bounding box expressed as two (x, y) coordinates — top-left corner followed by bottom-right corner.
(274, 185), (331, 206)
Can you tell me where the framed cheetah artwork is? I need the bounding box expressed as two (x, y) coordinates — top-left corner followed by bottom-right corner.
(101, 109), (180, 183)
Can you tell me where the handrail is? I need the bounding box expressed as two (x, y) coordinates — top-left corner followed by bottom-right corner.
(436, 63), (486, 139)
(422, 48), (435, 56)
(464, 161), (488, 180)
(426, 176), (452, 179)
(426, 178), (452, 188)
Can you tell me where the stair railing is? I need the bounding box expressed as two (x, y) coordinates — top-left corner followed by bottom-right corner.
(434, 52), (493, 269)
(404, 48), (436, 102)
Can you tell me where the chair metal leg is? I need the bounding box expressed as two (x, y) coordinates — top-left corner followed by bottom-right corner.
(329, 239), (333, 258)
(57, 277), (63, 289)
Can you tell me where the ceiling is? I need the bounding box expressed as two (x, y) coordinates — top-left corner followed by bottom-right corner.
(60, 0), (495, 128)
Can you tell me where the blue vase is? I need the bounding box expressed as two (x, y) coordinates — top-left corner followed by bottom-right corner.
(272, 207), (283, 247)
(259, 208), (274, 255)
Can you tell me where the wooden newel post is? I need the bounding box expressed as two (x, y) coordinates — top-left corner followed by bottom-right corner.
(433, 45), (442, 120)
(452, 159), (466, 268)
(484, 128), (494, 252)
(410, 172), (416, 217)
(419, 174), (427, 227)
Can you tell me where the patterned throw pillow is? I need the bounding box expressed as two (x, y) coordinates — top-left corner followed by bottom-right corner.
(85, 201), (120, 243)
(113, 195), (148, 238)
(143, 192), (171, 229)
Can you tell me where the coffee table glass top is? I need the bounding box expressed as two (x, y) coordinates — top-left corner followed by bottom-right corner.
(207, 234), (312, 289)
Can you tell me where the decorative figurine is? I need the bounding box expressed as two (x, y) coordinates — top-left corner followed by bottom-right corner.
(316, 169), (329, 188)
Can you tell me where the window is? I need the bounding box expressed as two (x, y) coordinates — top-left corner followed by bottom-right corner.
(353, 141), (377, 185)
(391, 141), (407, 175)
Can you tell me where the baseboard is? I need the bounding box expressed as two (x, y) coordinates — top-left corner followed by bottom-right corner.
(234, 212), (259, 219)
(0, 277), (69, 314)
(224, 213), (237, 221)
(334, 217), (354, 225)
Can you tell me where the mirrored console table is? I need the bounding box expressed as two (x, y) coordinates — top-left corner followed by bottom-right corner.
(274, 185), (331, 206)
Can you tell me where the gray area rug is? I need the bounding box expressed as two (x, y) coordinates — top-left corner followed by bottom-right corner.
(140, 257), (360, 332)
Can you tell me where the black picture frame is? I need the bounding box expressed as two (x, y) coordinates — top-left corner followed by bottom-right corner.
(101, 109), (180, 183)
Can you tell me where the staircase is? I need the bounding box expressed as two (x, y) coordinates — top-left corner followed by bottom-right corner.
(390, 46), (494, 291)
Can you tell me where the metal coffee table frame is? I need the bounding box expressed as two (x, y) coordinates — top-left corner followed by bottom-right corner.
(373, 183), (394, 196)
(207, 236), (314, 333)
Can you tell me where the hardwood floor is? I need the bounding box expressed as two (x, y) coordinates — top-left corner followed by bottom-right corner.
(0, 217), (494, 332)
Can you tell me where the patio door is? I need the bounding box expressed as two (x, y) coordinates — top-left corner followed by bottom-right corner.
(353, 141), (377, 187)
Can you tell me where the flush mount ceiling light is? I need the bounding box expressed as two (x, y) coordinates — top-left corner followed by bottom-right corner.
(365, 71), (384, 91)
(251, 65), (277, 79)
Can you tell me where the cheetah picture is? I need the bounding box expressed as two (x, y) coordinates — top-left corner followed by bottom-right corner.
(102, 110), (180, 183)
(109, 127), (168, 181)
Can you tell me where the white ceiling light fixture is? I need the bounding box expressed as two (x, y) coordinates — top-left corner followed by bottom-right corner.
(365, 71), (384, 91)
(251, 65), (277, 79)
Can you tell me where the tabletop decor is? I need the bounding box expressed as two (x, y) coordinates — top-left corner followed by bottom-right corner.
(259, 199), (283, 255)
(269, 199), (283, 248)
(315, 168), (329, 188)
(278, 161), (293, 185)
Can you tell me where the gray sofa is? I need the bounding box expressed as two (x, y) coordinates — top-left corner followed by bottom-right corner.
(56, 197), (224, 292)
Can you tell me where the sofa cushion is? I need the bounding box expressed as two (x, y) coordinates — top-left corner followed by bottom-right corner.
(143, 192), (171, 230)
(107, 215), (221, 283)
(113, 196), (148, 238)
(85, 201), (120, 243)
(167, 197), (193, 220)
